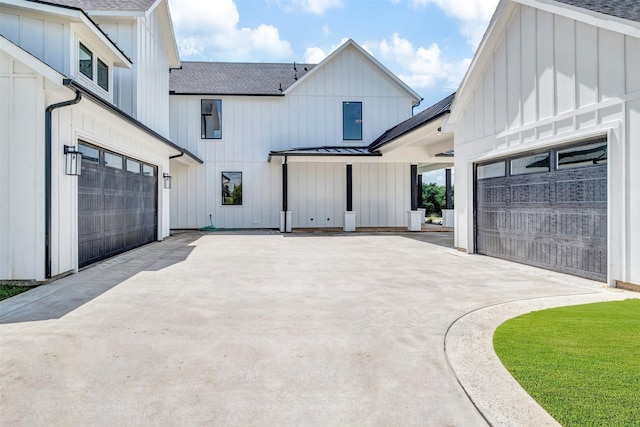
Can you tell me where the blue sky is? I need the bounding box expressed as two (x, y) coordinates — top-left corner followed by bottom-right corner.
(167, 0), (499, 183)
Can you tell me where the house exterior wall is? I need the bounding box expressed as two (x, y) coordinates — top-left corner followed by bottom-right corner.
(452, 3), (640, 286)
(0, 47), (173, 281)
(169, 45), (416, 229)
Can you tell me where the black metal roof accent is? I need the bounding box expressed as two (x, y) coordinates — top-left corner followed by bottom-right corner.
(170, 62), (317, 96)
(553, 0), (640, 23)
(269, 146), (381, 157)
(368, 92), (455, 152)
(64, 80), (203, 164)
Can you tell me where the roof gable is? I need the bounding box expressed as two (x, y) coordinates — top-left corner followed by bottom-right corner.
(284, 39), (422, 105)
(449, 0), (640, 125)
(169, 62), (316, 95)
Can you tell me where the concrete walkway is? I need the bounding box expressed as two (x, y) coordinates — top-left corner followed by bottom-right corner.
(0, 231), (635, 426)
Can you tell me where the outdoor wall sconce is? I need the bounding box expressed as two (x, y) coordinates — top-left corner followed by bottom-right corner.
(64, 145), (82, 176)
(163, 173), (172, 189)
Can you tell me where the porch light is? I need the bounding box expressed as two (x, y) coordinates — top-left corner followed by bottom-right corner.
(64, 145), (82, 176)
(163, 173), (172, 189)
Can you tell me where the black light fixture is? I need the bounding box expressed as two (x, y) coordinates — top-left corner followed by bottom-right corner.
(64, 145), (82, 176)
(163, 172), (172, 189)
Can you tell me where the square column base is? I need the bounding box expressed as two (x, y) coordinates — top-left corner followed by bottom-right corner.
(407, 210), (422, 231)
(417, 208), (426, 224)
(279, 211), (292, 233)
(442, 209), (454, 228)
(344, 211), (356, 232)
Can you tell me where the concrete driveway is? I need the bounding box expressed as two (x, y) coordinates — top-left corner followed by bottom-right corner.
(0, 231), (622, 426)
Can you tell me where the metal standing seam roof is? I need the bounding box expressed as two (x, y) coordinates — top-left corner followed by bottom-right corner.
(367, 92), (455, 151)
(170, 62), (317, 95)
(29, 0), (158, 11)
(268, 146), (381, 158)
(552, 0), (640, 22)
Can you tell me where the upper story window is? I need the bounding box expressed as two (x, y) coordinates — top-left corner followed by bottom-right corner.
(202, 99), (222, 139)
(343, 102), (362, 140)
(78, 42), (109, 92)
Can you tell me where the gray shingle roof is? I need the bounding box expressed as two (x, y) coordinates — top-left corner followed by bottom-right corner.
(553, 0), (640, 22)
(368, 93), (455, 151)
(170, 62), (316, 96)
(32, 0), (157, 11)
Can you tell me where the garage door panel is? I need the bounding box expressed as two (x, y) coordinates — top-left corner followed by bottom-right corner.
(476, 143), (607, 282)
(78, 144), (157, 268)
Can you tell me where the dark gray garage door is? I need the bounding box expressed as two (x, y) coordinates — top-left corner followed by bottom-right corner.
(78, 142), (158, 268)
(475, 138), (607, 282)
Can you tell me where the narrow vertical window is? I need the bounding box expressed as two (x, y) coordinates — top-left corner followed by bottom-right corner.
(79, 43), (93, 79)
(201, 99), (222, 139)
(222, 172), (242, 205)
(343, 102), (362, 140)
(97, 58), (109, 91)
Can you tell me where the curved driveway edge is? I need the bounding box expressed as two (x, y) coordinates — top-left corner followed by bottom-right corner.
(444, 290), (640, 427)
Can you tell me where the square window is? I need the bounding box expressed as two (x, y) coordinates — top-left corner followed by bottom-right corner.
(104, 152), (123, 169)
(343, 102), (362, 140)
(78, 143), (99, 163)
(511, 153), (550, 175)
(222, 172), (242, 205)
(79, 43), (93, 80)
(126, 159), (140, 174)
(142, 164), (155, 177)
(477, 161), (505, 179)
(557, 140), (607, 170)
(202, 99), (222, 139)
(97, 58), (109, 91)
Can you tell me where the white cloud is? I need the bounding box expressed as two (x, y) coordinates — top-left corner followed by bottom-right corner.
(412, 0), (499, 48)
(302, 38), (350, 63)
(367, 33), (469, 91)
(275, 0), (343, 15)
(168, 0), (293, 61)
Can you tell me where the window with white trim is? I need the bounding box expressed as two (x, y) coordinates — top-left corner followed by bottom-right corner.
(78, 42), (109, 92)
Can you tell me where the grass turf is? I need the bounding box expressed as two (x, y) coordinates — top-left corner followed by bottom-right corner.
(0, 284), (34, 301)
(493, 299), (640, 427)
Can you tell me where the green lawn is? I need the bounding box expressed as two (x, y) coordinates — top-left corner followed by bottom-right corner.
(0, 284), (34, 301)
(494, 299), (640, 427)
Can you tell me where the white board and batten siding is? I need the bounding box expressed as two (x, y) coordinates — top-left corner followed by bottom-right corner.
(0, 49), (46, 280)
(169, 44), (416, 229)
(95, 7), (172, 137)
(452, 3), (640, 286)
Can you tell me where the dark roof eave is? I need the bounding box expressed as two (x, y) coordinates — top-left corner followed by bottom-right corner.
(65, 79), (203, 164)
(270, 152), (382, 157)
(368, 109), (451, 151)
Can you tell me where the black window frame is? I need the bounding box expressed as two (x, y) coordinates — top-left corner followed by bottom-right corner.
(201, 99), (222, 139)
(79, 42), (93, 80)
(343, 101), (362, 141)
(221, 171), (242, 206)
(97, 58), (109, 91)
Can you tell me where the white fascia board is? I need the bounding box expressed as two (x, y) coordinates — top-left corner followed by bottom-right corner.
(3, 0), (131, 68)
(151, 0), (181, 68)
(1, 36), (65, 86)
(284, 39), (423, 105)
(517, 0), (640, 38)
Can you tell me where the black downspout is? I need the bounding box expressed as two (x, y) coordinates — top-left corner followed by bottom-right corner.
(417, 173), (423, 208)
(410, 164), (418, 211)
(282, 157), (288, 233)
(45, 87), (82, 279)
(346, 164), (353, 212)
